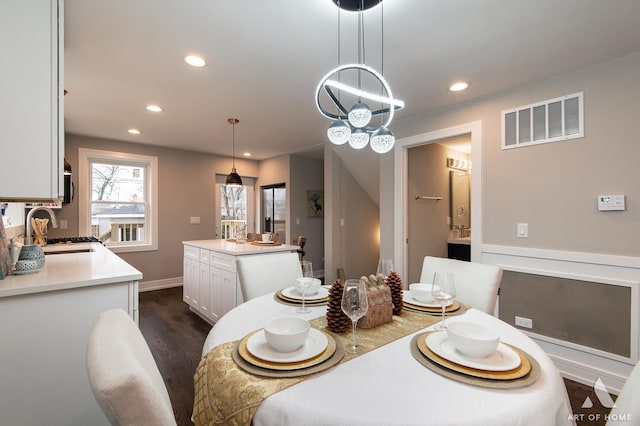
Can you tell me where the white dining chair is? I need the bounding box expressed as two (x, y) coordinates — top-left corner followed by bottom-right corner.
(237, 252), (303, 300)
(419, 256), (503, 314)
(86, 308), (177, 426)
(606, 361), (640, 425)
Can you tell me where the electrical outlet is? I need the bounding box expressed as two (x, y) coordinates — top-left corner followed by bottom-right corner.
(515, 316), (533, 329)
(189, 216), (200, 224)
(59, 219), (68, 229)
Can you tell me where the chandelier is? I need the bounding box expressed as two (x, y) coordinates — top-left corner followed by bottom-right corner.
(315, 0), (404, 154)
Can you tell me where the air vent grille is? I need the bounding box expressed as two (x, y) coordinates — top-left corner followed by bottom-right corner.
(502, 92), (583, 149)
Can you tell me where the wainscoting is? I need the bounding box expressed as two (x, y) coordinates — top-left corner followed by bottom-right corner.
(482, 244), (640, 393)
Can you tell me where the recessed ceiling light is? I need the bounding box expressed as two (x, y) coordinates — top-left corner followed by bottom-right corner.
(449, 81), (470, 92)
(242, 152), (252, 157)
(146, 104), (163, 112)
(184, 55), (206, 67)
(128, 129), (142, 135)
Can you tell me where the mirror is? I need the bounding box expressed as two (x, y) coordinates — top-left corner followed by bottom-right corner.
(449, 171), (470, 230)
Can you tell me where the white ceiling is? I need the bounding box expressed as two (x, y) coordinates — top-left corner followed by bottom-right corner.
(64, 0), (640, 160)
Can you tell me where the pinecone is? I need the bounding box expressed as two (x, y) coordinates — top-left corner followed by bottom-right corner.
(386, 271), (404, 315)
(326, 279), (350, 333)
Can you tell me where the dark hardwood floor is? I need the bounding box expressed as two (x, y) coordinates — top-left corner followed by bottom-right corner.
(139, 287), (614, 426)
(139, 286), (211, 426)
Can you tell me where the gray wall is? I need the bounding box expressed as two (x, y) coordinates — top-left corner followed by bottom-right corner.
(382, 51), (640, 258)
(54, 133), (258, 283)
(325, 147), (380, 283)
(289, 155), (324, 272)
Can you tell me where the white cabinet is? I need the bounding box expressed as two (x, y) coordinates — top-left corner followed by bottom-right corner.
(183, 241), (297, 324)
(0, 281), (138, 426)
(208, 251), (238, 323)
(0, 0), (64, 201)
(183, 245), (200, 308)
(183, 245), (238, 323)
(198, 261), (211, 318)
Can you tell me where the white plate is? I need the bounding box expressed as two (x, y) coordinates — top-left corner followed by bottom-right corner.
(403, 292), (452, 308)
(425, 332), (521, 371)
(282, 286), (329, 301)
(257, 241), (275, 244)
(247, 328), (328, 363)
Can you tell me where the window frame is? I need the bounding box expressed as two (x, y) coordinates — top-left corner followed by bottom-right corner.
(78, 148), (158, 252)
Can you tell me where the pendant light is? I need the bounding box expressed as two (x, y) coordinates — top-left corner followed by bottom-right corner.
(225, 118), (243, 187)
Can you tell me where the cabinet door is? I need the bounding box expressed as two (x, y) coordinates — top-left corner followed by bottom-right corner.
(209, 266), (237, 323)
(198, 262), (210, 318)
(0, 0), (64, 201)
(183, 256), (199, 308)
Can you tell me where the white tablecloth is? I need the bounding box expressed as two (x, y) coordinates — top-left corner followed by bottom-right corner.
(202, 292), (575, 426)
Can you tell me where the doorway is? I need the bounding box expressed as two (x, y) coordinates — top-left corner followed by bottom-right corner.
(262, 184), (286, 242)
(406, 137), (471, 283)
(392, 121), (482, 281)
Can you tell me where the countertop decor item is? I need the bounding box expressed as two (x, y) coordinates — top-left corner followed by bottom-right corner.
(0, 219), (10, 279)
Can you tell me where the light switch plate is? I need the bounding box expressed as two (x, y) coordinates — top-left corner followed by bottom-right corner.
(517, 223), (528, 238)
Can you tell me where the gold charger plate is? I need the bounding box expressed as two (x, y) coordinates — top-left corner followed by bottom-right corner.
(238, 329), (336, 371)
(276, 289), (328, 304)
(403, 300), (461, 313)
(411, 332), (541, 388)
(233, 331), (344, 378)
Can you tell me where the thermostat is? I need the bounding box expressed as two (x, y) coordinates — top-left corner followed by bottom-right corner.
(598, 194), (625, 211)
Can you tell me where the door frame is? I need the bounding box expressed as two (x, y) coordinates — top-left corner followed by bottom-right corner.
(393, 121), (483, 279)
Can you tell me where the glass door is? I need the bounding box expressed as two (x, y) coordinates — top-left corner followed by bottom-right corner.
(262, 184), (286, 243)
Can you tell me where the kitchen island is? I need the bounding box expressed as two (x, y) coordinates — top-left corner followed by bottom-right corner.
(183, 239), (299, 324)
(0, 242), (142, 426)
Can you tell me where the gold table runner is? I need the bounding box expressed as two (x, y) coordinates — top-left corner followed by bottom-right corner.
(192, 310), (439, 426)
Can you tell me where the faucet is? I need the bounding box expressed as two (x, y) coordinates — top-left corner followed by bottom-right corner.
(25, 206), (58, 245)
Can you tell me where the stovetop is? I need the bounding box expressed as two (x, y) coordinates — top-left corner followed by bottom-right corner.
(46, 236), (101, 244)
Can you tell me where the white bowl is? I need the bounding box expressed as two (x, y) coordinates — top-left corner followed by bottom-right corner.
(446, 322), (500, 358)
(409, 283), (433, 303)
(263, 317), (310, 352)
(294, 277), (321, 296)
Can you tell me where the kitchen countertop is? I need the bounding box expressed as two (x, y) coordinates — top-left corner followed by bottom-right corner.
(0, 242), (142, 298)
(447, 237), (471, 245)
(183, 239), (299, 255)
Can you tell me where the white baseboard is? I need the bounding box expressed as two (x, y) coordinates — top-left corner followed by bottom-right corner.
(139, 277), (182, 292)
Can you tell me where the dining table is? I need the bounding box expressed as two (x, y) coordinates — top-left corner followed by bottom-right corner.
(194, 286), (575, 426)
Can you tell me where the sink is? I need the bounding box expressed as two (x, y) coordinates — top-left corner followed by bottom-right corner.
(44, 248), (94, 255)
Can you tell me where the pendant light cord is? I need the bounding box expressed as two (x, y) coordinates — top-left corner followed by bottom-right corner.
(232, 121), (236, 169)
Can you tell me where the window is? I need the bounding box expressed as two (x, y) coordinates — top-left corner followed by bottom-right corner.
(78, 148), (158, 252)
(214, 175), (256, 240)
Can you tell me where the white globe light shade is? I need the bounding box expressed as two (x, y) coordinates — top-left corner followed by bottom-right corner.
(348, 102), (372, 128)
(370, 127), (396, 153)
(348, 128), (370, 149)
(327, 120), (351, 145)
